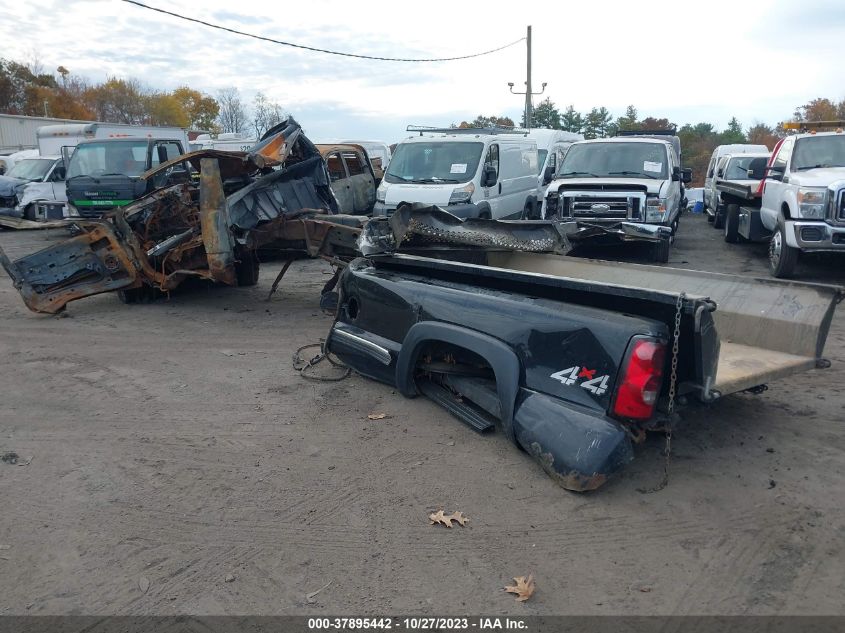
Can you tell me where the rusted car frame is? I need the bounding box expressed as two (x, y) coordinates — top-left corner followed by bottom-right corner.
(0, 119), (366, 314)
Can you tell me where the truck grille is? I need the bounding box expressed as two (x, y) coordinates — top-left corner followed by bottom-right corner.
(837, 190), (845, 223)
(560, 193), (643, 220)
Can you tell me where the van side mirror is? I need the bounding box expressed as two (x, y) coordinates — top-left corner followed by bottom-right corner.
(482, 166), (497, 187)
(543, 165), (554, 185)
(681, 168), (692, 184)
(716, 168), (724, 178)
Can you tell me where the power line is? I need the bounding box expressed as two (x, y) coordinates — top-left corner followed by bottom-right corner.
(120, 0), (525, 62)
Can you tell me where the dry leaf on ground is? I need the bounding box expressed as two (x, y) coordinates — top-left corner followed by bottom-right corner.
(138, 576), (150, 593)
(428, 510), (470, 528)
(504, 574), (535, 602)
(367, 413), (390, 420)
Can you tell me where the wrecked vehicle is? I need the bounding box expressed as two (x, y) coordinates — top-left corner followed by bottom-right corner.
(317, 144), (378, 215)
(0, 118), (364, 314)
(0, 156), (65, 220)
(541, 132), (692, 262)
(327, 204), (843, 491)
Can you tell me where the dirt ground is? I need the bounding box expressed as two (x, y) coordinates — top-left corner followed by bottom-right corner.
(0, 212), (843, 616)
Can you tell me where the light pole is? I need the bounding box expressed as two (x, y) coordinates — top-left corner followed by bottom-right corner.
(508, 26), (546, 129)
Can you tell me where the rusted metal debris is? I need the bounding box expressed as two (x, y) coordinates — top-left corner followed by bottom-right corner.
(0, 118), (364, 314)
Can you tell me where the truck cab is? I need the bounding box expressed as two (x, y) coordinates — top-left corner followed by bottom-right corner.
(760, 128), (845, 277)
(541, 135), (691, 262)
(65, 138), (190, 217)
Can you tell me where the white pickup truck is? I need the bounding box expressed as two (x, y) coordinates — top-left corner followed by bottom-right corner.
(761, 128), (845, 277)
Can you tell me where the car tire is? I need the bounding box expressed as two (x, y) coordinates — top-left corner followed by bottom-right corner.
(235, 250), (260, 287)
(769, 223), (798, 278)
(22, 204), (37, 221)
(724, 204), (741, 243)
(652, 238), (670, 263)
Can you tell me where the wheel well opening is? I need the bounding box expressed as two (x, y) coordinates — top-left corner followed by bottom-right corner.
(414, 342), (501, 421)
(781, 202), (791, 219)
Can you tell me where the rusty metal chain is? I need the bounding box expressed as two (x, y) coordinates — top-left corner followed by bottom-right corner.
(638, 292), (685, 494)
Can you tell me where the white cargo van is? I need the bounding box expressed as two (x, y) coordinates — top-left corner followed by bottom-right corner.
(703, 143), (768, 219)
(374, 127), (539, 219)
(528, 129), (583, 210)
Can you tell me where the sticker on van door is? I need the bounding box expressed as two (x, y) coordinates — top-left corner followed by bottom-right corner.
(450, 163), (467, 174)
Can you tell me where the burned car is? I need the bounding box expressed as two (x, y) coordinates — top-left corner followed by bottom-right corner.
(0, 118), (362, 314)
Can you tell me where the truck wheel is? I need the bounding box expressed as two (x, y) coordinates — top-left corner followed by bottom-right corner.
(724, 204), (741, 243)
(235, 250), (260, 287)
(22, 204), (37, 221)
(713, 205), (725, 229)
(769, 224), (798, 278)
(651, 238), (670, 263)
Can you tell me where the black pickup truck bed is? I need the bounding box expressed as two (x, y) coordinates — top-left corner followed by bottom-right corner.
(328, 240), (842, 491)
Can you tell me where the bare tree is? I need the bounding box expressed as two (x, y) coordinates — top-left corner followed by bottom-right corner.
(252, 92), (285, 138)
(216, 87), (247, 134)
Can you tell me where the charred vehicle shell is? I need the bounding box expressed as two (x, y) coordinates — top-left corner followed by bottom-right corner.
(0, 118), (363, 314)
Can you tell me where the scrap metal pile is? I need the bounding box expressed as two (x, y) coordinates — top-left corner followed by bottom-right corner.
(0, 118), (364, 314)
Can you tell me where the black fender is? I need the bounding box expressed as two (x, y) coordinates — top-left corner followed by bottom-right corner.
(395, 322), (520, 443)
(475, 202), (492, 218)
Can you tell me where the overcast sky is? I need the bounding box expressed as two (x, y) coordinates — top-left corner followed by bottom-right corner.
(2, 0), (844, 142)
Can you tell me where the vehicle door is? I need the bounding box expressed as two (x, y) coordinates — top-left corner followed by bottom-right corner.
(341, 150), (376, 213)
(150, 141), (190, 189)
(704, 150), (718, 209)
(663, 147), (680, 219)
(760, 137), (794, 230)
(48, 158), (67, 202)
(479, 143), (500, 217)
(325, 151), (353, 212)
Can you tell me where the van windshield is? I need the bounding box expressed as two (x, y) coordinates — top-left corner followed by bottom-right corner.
(385, 142), (483, 184)
(537, 150), (548, 174)
(67, 140), (149, 179)
(6, 158), (54, 181)
(558, 142), (669, 179)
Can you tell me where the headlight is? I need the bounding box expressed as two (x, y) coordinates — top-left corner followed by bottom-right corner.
(449, 182), (475, 205)
(376, 182), (387, 203)
(797, 187), (827, 219)
(645, 197), (669, 223)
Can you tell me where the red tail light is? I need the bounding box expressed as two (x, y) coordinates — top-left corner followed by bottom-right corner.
(612, 337), (666, 421)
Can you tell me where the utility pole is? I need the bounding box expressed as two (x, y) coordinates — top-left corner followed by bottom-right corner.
(508, 25), (546, 129)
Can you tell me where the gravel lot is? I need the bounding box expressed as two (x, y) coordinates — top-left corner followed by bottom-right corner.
(0, 212), (843, 616)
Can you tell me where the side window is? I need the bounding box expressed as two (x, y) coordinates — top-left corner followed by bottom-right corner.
(483, 144), (499, 182)
(707, 153), (717, 178)
(520, 147), (538, 175)
(342, 151), (365, 176)
(326, 152), (346, 182)
(772, 139), (792, 171)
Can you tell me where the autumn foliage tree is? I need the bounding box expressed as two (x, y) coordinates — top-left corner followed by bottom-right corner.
(0, 57), (220, 131)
